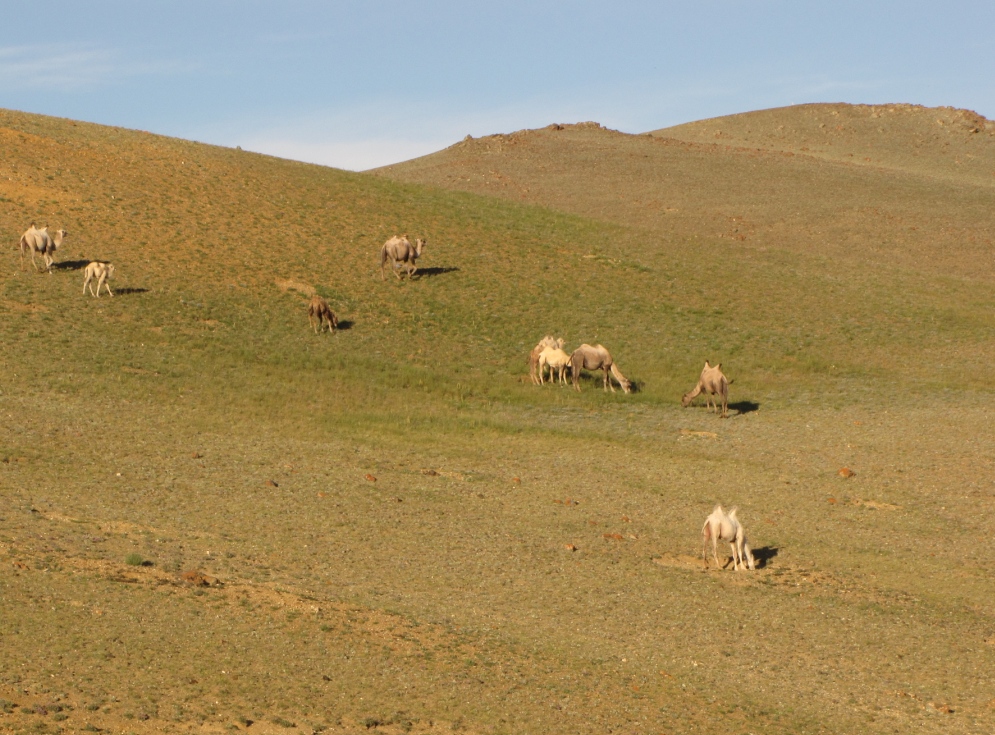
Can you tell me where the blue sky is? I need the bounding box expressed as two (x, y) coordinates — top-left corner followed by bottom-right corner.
(3, 2), (994, 170)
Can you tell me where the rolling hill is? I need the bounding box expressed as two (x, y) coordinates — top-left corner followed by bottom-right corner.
(2, 104), (995, 735)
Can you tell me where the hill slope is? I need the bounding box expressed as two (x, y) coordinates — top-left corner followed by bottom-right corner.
(1, 107), (995, 735)
(375, 105), (995, 284)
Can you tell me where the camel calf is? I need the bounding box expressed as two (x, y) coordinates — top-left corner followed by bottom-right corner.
(307, 294), (338, 333)
(528, 335), (565, 384)
(702, 505), (755, 571)
(682, 360), (729, 417)
(82, 261), (114, 297)
(538, 347), (572, 385)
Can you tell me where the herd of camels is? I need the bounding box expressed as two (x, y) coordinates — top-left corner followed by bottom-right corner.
(18, 223), (747, 566)
(17, 224), (731, 415)
(11, 222), (729, 418)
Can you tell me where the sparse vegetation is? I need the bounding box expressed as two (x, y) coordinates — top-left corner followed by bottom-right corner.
(1, 105), (994, 734)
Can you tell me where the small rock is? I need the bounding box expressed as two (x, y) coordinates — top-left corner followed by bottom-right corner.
(266, 479), (279, 487)
(180, 570), (221, 587)
(564, 544), (577, 552)
(365, 474), (377, 482)
(838, 467), (855, 478)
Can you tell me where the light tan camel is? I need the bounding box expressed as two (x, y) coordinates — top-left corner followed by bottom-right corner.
(19, 223), (67, 272)
(702, 505), (755, 571)
(379, 235), (426, 280)
(538, 347), (572, 385)
(528, 335), (565, 384)
(682, 360), (730, 418)
(82, 261), (114, 297)
(307, 294), (338, 333)
(570, 343), (631, 393)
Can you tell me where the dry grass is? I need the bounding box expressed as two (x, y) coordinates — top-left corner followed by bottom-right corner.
(1, 105), (995, 734)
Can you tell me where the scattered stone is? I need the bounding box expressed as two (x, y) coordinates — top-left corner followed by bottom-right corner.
(603, 533), (624, 541)
(191, 452), (202, 459)
(421, 469), (438, 476)
(180, 570), (221, 587)
(564, 544), (577, 551)
(365, 474), (377, 482)
(266, 479), (279, 487)
(838, 467), (856, 478)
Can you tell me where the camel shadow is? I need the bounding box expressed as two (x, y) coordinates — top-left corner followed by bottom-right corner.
(730, 400), (760, 415)
(752, 546), (778, 569)
(52, 259), (90, 272)
(416, 266), (459, 278)
(114, 288), (149, 297)
(335, 320), (354, 331)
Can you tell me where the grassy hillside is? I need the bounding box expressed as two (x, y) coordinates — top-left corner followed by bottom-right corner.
(2, 106), (995, 735)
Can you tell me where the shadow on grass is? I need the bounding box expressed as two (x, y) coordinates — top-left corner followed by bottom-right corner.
(335, 320), (354, 331)
(114, 287), (149, 296)
(52, 259), (90, 271)
(730, 400), (760, 415)
(752, 546), (778, 569)
(416, 266), (459, 278)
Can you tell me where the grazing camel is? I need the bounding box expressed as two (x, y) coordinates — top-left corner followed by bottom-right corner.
(379, 235), (426, 280)
(307, 294), (338, 333)
(570, 344), (631, 393)
(538, 347), (572, 385)
(682, 360), (730, 418)
(702, 505), (755, 571)
(19, 223), (67, 272)
(528, 335), (564, 384)
(82, 261), (114, 297)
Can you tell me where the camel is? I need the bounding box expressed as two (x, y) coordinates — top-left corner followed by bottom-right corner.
(379, 235), (426, 280)
(82, 261), (114, 297)
(307, 294), (338, 333)
(702, 505), (755, 571)
(528, 335), (565, 384)
(682, 361), (730, 418)
(538, 347), (572, 385)
(570, 343), (631, 393)
(19, 223), (67, 272)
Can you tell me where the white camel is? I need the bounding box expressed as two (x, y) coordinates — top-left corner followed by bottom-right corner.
(569, 343), (631, 393)
(528, 336), (565, 384)
(380, 235), (426, 280)
(702, 505), (755, 571)
(19, 223), (67, 272)
(82, 261), (114, 297)
(682, 360), (730, 418)
(538, 347), (572, 385)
